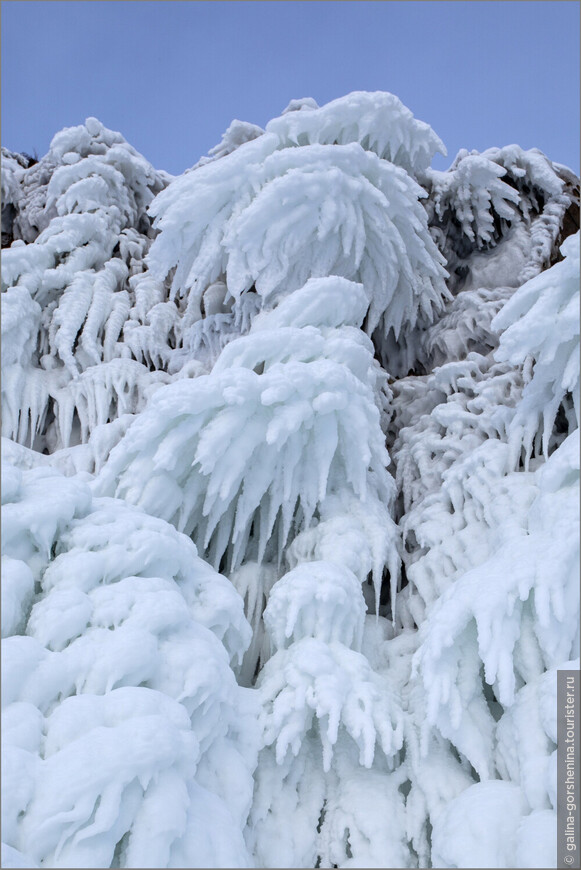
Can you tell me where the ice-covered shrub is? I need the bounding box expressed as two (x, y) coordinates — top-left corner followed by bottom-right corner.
(140, 91), (450, 387)
(95, 277), (399, 587)
(1, 119), (171, 453)
(380, 145), (578, 378)
(146, 137), (449, 343)
(425, 144), (577, 295)
(383, 241), (580, 864)
(493, 230), (580, 467)
(411, 430), (578, 767)
(193, 118), (266, 168)
(263, 561), (366, 653)
(248, 559), (406, 868)
(1, 461), (257, 868)
(265, 90), (446, 176)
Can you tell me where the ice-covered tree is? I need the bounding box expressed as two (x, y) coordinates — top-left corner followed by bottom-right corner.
(1, 91), (579, 869)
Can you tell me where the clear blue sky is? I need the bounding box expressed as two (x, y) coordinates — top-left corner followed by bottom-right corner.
(1, 1), (579, 175)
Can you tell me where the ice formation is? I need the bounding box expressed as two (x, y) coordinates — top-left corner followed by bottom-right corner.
(1, 91), (579, 868)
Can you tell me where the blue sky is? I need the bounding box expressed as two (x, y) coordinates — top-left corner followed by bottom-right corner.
(2, 1), (579, 175)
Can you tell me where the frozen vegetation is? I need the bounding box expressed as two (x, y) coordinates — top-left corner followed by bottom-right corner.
(1, 91), (579, 868)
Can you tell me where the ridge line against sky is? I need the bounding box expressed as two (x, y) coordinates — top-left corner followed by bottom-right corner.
(1, 0), (580, 176)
